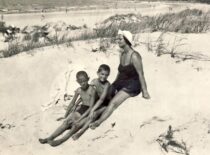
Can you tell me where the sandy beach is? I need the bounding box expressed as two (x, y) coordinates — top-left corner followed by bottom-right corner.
(1, 1), (210, 155)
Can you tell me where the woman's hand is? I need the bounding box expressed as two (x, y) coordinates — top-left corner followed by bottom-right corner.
(142, 91), (151, 99)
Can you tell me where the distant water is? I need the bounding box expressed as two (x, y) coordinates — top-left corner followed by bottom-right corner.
(1, 2), (208, 28)
(2, 9), (140, 28)
(1, 4), (182, 28)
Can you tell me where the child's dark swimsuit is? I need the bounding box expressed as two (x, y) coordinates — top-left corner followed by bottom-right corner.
(75, 85), (97, 115)
(77, 105), (89, 115)
(112, 52), (142, 97)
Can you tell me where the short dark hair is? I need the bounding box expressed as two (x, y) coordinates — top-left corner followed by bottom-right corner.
(97, 64), (110, 74)
(76, 71), (89, 79)
(123, 36), (132, 47)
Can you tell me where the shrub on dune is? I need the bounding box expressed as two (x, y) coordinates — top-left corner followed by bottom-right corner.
(95, 9), (210, 37)
(1, 9), (210, 58)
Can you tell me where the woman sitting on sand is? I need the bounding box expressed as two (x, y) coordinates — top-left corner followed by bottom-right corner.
(90, 30), (150, 129)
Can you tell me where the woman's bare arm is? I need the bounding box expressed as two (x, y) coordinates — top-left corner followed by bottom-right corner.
(132, 52), (150, 99)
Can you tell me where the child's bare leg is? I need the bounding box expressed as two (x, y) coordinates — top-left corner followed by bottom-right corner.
(90, 91), (130, 129)
(72, 119), (91, 140)
(72, 107), (106, 140)
(48, 125), (78, 147)
(39, 113), (78, 144)
(49, 118), (88, 146)
(39, 121), (71, 144)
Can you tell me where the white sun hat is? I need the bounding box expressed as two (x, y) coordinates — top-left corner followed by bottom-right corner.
(118, 29), (133, 46)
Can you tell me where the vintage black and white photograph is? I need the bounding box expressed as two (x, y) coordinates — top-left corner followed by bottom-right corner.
(0, 0), (210, 155)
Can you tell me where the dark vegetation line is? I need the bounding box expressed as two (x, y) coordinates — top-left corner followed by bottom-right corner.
(0, 9), (210, 58)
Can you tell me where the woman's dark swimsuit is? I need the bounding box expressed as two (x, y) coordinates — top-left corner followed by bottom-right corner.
(99, 98), (111, 108)
(112, 52), (142, 97)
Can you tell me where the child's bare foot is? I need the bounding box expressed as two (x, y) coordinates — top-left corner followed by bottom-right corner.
(48, 140), (62, 147)
(39, 138), (49, 144)
(72, 132), (82, 141)
(89, 121), (100, 130)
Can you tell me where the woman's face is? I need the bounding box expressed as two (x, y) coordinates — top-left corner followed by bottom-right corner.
(116, 35), (126, 48)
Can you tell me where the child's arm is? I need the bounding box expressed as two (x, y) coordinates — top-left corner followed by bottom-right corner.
(76, 87), (96, 122)
(64, 89), (80, 118)
(73, 97), (82, 109)
(57, 94), (81, 121)
(90, 79), (96, 85)
(90, 82), (110, 114)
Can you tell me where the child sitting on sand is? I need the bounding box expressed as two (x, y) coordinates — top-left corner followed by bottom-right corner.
(39, 71), (97, 146)
(72, 64), (112, 140)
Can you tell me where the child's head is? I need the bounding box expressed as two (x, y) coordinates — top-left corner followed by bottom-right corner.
(97, 64), (110, 82)
(76, 71), (89, 90)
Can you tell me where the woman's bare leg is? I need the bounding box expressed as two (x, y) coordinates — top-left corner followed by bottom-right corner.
(90, 91), (130, 129)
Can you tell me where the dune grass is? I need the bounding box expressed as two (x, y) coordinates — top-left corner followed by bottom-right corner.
(1, 9), (210, 58)
(96, 9), (210, 37)
(1, 30), (98, 58)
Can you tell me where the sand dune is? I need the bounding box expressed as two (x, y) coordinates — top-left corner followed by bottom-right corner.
(0, 32), (210, 154)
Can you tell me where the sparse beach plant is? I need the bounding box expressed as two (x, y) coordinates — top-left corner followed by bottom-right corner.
(99, 38), (111, 52)
(23, 33), (32, 41)
(146, 34), (154, 52)
(71, 30), (97, 41)
(169, 36), (187, 58)
(2, 41), (22, 57)
(156, 32), (167, 57)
